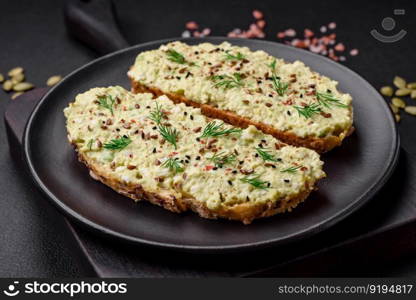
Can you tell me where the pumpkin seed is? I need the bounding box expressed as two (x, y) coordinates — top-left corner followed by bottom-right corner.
(3, 80), (13, 91)
(393, 76), (406, 88)
(407, 82), (416, 89)
(11, 73), (24, 84)
(13, 82), (34, 92)
(404, 106), (416, 115)
(0, 73), (4, 82)
(392, 97), (406, 108)
(411, 90), (416, 99)
(395, 88), (411, 96)
(380, 86), (393, 97)
(46, 75), (62, 86)
(8, 67), (23, 77)
(11, 92), (23, 100)
(395, 114), (401, 122)
(389, 104), (399, 114)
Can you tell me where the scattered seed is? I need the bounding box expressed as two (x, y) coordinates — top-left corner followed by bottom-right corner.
(411, 90), (416, 99)
(8, 67), (23, 77)
(11, 72), (24, 84)
(0, 73), (4, 82)
(395, 114), (401, 122)
(404, 106), (416, 115)
(393, 76), (406, 89)
(46, 75), (62, 86)
(3, 80), (13, 91)
(407, 82), (416, 89)
(349, 49), (359, 56)
(11, 92), (23, 100)
(380, 86), (393, 97)
(389, 104), (399, 114)
(392, 97), (406, 108)
(12, 82), (34, 92)
(328, 22), (337, 29)
(395, 88), (411, 97)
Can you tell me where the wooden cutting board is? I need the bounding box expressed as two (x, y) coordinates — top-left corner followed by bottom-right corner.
(5, 88), (416, 277)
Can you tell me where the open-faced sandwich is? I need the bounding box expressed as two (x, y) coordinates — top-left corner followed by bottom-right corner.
(128, 41), (353, 153)
(64, 87), (325, 224)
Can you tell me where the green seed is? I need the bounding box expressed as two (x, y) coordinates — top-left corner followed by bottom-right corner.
(11, 92), (23, 100)
(46, 75), (62, 86)
(395, 88), (411, 97)
(12, 82), (34, 92)
(393, 76), (406, 89)
(0, 73), (4, 83)
(3, 80), (13, 91)
(411, 90), (416, 99)
(11, 73), (25, 84)
(406, 82), (416, 89)
(380, 86), (393, 97)
(395, 114), (401, 122)
(8, 67), (23, 77)
(404, 106), (416, 115)
(389, 104), (399, 114)
(392, 97), (406, 108)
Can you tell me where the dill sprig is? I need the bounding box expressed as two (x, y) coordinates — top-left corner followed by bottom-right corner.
(316, 92), (349, 108)
(281, 166), (301, 173)
(166, 49), (195, 66)
(162, 157), (184, 174)
(294, 103), (322, 118)
(224, 51), (245, 61)
(255, 147), (279, 162)
(87, 139), (93, 150)
(158, 125), (179, 149)
(207, 152), (236, 168)
(240, 173), (269, 190)
(269, 59), (288, 96)
(103, 136), (131, 150)
(200, 121), (242, 139)
(97, 94), (115, 115)
(210, 73), (244, 89)
(149, 102), (164, 124)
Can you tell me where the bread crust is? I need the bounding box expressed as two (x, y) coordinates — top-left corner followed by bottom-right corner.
(74, 144), (319, 225)
(129, 79), (353, 153)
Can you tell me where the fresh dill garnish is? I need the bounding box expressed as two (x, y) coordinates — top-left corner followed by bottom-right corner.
(87, 139), (93, 150)
(166, 49), (195, 66)
(207, 152), (236, 168)
(199, 121), (242, 139)
(97, 94), (115, 115)
(240, 173), (269, 189)
(224, 51), (245, 61)
(255, 147), (279, 162)
(103, 136), (131, 150)
(316, 92), (349, 108)
(158, 125), (179, 149)
(294, 103), (322, 118)
(162, 157), (184, 174)
(149, 102), (164, 124)
(210, 73), (244, 89)
(269, 59), (288, 96)
(281, 166), (301, 173)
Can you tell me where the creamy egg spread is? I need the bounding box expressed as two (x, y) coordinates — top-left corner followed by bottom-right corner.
(128, 41), (353, 139)
(64, 87), (325, 211)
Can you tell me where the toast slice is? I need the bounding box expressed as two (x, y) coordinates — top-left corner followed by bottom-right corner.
(128, 41), (354, 152)
(64, 86), (325, 224)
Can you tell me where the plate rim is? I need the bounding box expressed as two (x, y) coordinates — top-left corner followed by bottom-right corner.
(22, 36), (400, 252)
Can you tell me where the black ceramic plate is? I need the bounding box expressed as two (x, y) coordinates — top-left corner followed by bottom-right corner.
(23, 37), (399, 252)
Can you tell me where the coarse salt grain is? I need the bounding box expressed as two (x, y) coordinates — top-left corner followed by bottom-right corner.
(320, 26), (327, 33)
(181, 30), (191, 38)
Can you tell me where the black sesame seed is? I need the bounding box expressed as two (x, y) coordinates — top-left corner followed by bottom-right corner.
(152, 148), (156, 153)
(327, 89), (332, 93)
(271, 165), (276, 169)
(300, 94), (303, 98)
(152, 126), (157, 130)
(176, 76), (181, 80)
(228, 180), (233, 186)
(196, 156), (201, 160)
(267, 182), (271, 187)
(232, 170), (238, 174)
(196, 137), (200, 142)
(185, 160), (190, 164)
(255, 153), (259, 157)
(261, 139), (266, 143)
(268, 94), (273, 97)
(258, 143), (263, 148)
(116, 128), (120, 132)
(190, 115), (194, 120)
(184, 111), (188, 116)
(287, 111), (291, 116)
(239, 161), (244, 165)
(185, 155), (191, 160)
(277, 158), (282, 162)
(213, 167), (218, 170)
(180, 160), (184, 163)
(284, 179), (290, 183)
(146, 105), (150, 109)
